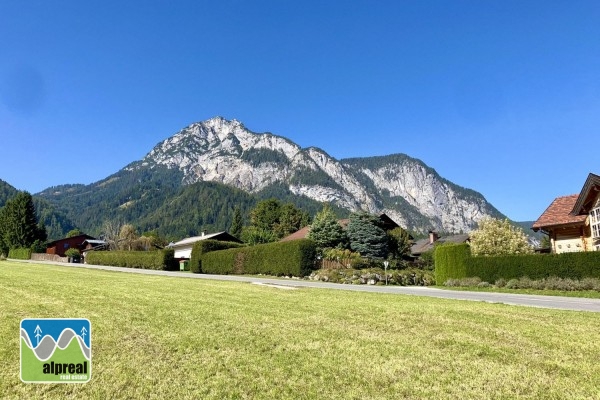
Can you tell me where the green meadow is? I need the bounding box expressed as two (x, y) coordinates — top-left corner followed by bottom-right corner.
(1, 260), (599, 399)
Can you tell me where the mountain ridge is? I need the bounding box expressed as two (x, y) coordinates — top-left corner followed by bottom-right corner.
(2, 116), (510, 238)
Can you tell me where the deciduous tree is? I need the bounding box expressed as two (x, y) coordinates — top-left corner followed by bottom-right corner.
(469, 217), (533, 256)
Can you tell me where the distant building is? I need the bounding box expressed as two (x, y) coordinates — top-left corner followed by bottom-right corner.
(410, 231), (470, 257)
(280, 213), (401, 242)
(168, 231), (242, 259)
(532, 173), (600, 253)
(46, 234), (97, 257)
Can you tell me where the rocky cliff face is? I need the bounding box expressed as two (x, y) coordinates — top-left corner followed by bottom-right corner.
(129, 116), (503, 232)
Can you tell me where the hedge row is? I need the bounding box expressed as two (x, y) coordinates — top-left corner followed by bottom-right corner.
(433, 243), (470, 285)
(189, 240), (245, 273)
(85, 250), (177, 271)
(467, 251), (600, 282)
(435, 244), (600, 284)
(202, 239), (317, 277)
(8, 248), (32, 260)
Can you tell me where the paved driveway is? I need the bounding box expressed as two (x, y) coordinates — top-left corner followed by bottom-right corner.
(11, 259), (600, 313)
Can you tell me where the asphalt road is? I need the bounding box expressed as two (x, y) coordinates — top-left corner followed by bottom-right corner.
(10, 259), (600, 313)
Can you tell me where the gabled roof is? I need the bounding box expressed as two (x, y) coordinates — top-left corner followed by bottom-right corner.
(46, 234), (96, 247)
(571, 173), (600, 215)
(169, 232), (242, 247)
(410, 234), (470, 256)
(532, 194), (587, 231)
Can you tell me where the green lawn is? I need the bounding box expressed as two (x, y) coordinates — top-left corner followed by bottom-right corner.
(441, 285), (600, 299)
(1, 261), (599, 399)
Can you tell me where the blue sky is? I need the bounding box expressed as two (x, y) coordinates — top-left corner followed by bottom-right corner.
(0, 1), (598, 222)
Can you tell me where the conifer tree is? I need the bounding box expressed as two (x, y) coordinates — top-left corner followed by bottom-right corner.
(307, 204), (347, 251)
(347, 212), (388, 258)
(0, 192), (47, 254)
(230, 206), (243, 239)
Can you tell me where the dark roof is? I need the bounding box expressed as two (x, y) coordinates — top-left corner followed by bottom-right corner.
(532, 194), (587, 230)
(410, 234), (470, 256)
(46, 234), (96, 247)
(571, 173), (600, 215)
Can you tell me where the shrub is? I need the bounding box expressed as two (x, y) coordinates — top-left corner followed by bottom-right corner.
(505, 279), (520, 289)
(189, 240), (244, 273)
(495, 278), (506, 288)
(309, 267), (435, 286)
(85, 250), (177, 271)
(202, 239), (317, 277)
(8, 248), (32, 260)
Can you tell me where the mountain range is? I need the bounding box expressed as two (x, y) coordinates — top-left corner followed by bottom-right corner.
(2, 116), (510, 240)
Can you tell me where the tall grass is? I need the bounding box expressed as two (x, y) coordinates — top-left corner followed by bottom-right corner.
(1, 261), (599, 399)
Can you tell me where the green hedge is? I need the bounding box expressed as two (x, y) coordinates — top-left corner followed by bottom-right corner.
(467, 252), (600, 282)
(85, 250), (177, 271)
(189, 240), (245, 273)
(434, 243), (470, 285)
(8, 248), (32, 260)
(434, 244), (600, 284)
(202, 239), (317, 277)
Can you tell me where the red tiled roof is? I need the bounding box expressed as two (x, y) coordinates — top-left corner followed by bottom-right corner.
(532, 194), (587, 230)
(280, 219), (350, 242)
(280, 226), (311, 241)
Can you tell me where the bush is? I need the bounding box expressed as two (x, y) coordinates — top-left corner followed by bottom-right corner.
(309, 267), (435, 286)
(8, 248), (32, 260)
(85, 250), (177, 271)
(189, 240), (244, 273)
(202, 239), (317, 277)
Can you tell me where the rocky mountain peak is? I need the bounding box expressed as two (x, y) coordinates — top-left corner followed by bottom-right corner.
(130, 117), (504, 233)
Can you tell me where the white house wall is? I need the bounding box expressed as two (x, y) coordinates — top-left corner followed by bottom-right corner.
(174, 246), (193, 259)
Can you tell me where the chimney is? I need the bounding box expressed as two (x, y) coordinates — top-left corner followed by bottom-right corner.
(429, 230), (438, 244)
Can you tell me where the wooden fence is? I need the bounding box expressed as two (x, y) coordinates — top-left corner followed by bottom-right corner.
(319, 258), (354, 269)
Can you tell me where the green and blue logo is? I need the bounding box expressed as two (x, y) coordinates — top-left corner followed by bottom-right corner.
(20, 318), (92, 383)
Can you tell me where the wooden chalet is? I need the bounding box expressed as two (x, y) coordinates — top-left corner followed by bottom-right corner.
(532, 173), (600, 253)
(46, 234), (97, 257)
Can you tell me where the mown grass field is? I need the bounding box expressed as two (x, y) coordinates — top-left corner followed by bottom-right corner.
(1, 260), (599, 399)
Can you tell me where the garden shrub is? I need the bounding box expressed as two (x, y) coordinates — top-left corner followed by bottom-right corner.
(309, 267), (435, 286)
(8, 248), (32, 260)
(85, 249), (177, 271)
(201, 239), (317, 277)
(189, 240), (244, 273)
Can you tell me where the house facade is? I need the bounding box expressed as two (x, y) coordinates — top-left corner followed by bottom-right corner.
(46, 234), (97, 257)
(168, 231), (242, 259)
(532, 173), (600, 254)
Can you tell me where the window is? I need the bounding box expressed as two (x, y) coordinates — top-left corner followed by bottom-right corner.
(591, 207), (600, 239)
